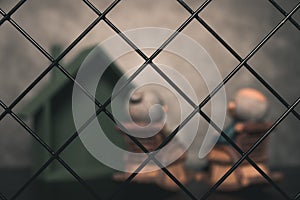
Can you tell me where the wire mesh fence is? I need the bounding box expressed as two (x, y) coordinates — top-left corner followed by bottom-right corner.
(0, 0), (299, 200)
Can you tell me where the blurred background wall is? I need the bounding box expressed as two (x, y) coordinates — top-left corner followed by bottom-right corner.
(0, 0), (299, 169)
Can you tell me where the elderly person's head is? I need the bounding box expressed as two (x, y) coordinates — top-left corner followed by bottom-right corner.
(228, 88), (268, 121)
(128, 90), (167, 125)
(119, 90), (168, 138)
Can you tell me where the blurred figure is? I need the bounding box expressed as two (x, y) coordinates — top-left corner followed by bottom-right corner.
(207, 88), (282, 191)
(113, 90), (188, 191)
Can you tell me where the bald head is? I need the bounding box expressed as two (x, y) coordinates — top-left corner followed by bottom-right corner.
(129, 90), (166, 125)
(231, 88), (268, 121)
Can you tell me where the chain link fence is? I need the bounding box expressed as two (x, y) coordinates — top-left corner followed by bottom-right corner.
(0, 0), (299, 199)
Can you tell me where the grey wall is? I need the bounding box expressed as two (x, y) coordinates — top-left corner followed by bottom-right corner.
(0, 0), (299, 168)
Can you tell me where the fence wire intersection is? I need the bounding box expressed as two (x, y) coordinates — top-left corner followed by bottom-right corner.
(0, 0), (299, 200)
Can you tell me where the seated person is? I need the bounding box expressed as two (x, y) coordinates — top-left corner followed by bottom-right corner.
(113, 89), (188, 191)
(207, 88), (282, 191)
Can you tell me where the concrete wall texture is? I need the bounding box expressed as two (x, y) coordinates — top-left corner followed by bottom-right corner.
(0, 0), (299, 168)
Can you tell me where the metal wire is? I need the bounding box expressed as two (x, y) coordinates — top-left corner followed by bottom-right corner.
(0, 0), (299, 200)
(0, 0), (121, 121)
(0, 99), (103, 200)
(1, 0), (199, 197)
(198, 110), (292, 199)
(83, 0), (210, 109)
(0, 1), (122, 199)
(269, 0), (300, 30)
(0, 0), (26, 25)
(177, 0), (300, 120)
(200, 97), (300, 200)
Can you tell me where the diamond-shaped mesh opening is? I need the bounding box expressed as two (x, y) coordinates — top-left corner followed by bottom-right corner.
(59, 134), (123, 199)
(197, 0), (282, 58)
(0, 1), (20, 13)
(0, 0), (299, 200)
(10, 0), (96, 56)
(267, 113), (300, 198)
(60, 20), (117, 65)
(105, 0), (191, 31)
(247, 23), (300, 101)
(181, 19), (241, 77)
(0, 22), (50, 105)
(0, 114), (50, 199)
(0, 115), (32, 169)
